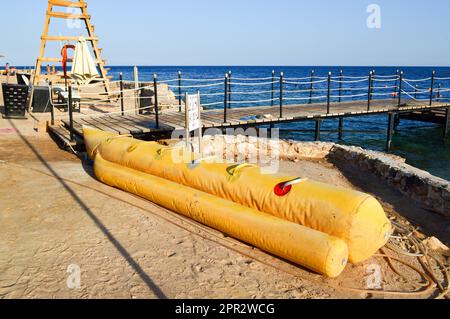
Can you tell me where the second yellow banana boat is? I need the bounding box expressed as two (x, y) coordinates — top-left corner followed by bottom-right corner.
(84, 127), (392, 276)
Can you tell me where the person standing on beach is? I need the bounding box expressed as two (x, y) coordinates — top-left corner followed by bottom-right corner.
(5, 63), (16, 84)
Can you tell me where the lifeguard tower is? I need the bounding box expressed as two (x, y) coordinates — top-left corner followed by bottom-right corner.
(33, 0), (110, 94)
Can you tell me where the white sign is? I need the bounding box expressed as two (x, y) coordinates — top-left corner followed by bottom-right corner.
(184, 92), (203, 154)
(186, 93), (201, 132)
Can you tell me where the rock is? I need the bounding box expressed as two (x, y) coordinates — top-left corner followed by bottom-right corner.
(138, 83), (179, 112)
(194, 265), (204, 273)
(424, 237), (449, 252)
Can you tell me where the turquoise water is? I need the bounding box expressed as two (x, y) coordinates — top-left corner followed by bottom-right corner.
(108, 66), (450, 181)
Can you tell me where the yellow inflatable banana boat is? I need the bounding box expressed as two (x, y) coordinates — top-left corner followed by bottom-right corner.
(95, 153), (348, 277)
(84, 127), (391, 275)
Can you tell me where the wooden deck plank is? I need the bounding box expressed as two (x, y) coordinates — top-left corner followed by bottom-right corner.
(78, 117), (125, 134)
(90, 117), (131, 135)
(125, 115), (175, 132)
(157, 112), (187, 129)
(115, 116), (159, 133)
(72, 118), (105, 132)
(100, 116), (145, 134)
(108, 114), (157, 129)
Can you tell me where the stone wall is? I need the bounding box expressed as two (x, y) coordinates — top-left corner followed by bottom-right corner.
(199, 135), (450, 218)
(200, 135), (334, 161)
(328, 145), (450, 217)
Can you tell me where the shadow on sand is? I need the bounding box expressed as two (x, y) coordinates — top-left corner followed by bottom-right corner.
(7, 119), (167, 299)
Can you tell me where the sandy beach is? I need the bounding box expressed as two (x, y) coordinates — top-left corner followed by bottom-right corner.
(0, 116), (448, 299)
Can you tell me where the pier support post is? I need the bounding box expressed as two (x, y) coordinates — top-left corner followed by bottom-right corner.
(338, 117), (344, 140)
(68, 85), (74, 142)
(386, 113), (394, 152)
(119, 73), (124, 116)
(394, 114), (400, 133)
(315, 119), (322, 141)
(444, 108), (449, 139)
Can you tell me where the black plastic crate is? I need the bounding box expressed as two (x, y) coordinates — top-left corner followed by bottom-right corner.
(2, 83), (29, 119)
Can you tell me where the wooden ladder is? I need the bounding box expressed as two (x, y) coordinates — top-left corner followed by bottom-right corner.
(33, 0), (111, 95)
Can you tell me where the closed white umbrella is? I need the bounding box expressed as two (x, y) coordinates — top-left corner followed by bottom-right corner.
(71, 36), (99, 84)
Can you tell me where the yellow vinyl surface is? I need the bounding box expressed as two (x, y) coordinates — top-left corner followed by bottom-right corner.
(84, 127), (391, 264)
(94, 153), (349, 278)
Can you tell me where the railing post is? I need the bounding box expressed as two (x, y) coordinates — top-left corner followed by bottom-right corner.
(178, 71), (182, 112)
(398, 71), (403, 107)
(367, 71), (373, 111)
(153, 74), (159, 128)
(49, 81), (55, 126)
(338, 70), (343, 103)
(414, 84), (418, 99)
(119, 72), (124, 116)
(327, 72), (331, 114)
(393, 70), (399, 97)
(279, 72), (284, 118)
(134, 66), (139, 115)
(68, 85), (74, 142)
(309, 70), (314, 104)
(430, 70), (436, 106)
(224, 73), (228, 123)
(437, 83), (441, 101)
(228, 71), (232, 109)
(370, 71), (375, 100)
(271, 70), (275, 106)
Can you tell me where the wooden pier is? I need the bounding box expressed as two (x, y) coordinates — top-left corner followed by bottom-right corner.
(48, 98), (449, 152)
(46, 69), (450, 152)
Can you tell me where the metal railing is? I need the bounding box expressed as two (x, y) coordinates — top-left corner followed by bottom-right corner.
(61, 69), (450, 142)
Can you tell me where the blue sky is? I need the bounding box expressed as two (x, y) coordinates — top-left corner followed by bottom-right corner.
(1, 0), (449, 66)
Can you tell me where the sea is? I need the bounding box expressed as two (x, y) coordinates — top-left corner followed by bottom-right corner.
(39, 65), (450, 181)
